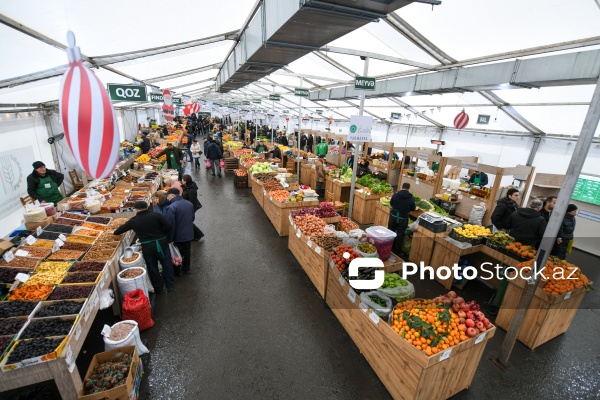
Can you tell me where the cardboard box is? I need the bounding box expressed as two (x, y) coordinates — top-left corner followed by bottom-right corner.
(0, 239), (14, 254)
(79, 346), (140, 400)
(25, 215), (54, 231)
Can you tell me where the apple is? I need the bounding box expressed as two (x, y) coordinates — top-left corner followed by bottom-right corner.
(447, 291), (457, 299)
(467, 327), (478, 337)
(458, 311), (466, 319)
(465, 319), (475, 328)
(476, 321), (484, 330)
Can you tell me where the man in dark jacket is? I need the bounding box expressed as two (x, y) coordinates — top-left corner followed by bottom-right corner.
(540, 195), (557, 222)
(552, 204), (577, 259)
(388, 182), (416, 256)
(161, 125), (168, 139)
(505, 199), (547, 248)
(26, 161), (64, 205)
(206, 138), (223, 177)
(165, 188), (195, 275)
(300, 134), (307, 151)
(491, 188), (520, 231)
(280, 132), (289, 146)
(154, 143), (184, 180)
(267, 145), (282, 160)
(114, 201), (174, 293)
(306, 134), (314, 153)
(468, 171), (489, 186)
(140, 134), (151, 154)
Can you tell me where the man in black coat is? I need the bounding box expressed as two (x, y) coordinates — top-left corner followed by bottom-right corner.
(206, 138), (223, 177)
(553, 204), (577, 259)
(300, 134), (307, 151)
(306, 134), (314, 153)
(505, 199), (547, 248)
(388, 182), (416, 256)
(491, 188), (519, 231)
(114, 201), (175, 293)
(26, 161), (64, 205)
(140, 134), (151, 154)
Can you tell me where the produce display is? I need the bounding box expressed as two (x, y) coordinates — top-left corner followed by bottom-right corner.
(249, 162), (273, 175)
(70, 261), (105, 272)
(380, 197), (391, 209)
(8, 285), (53, 301)
(119, 269), (144, 279)
(330, 244), (361, 272)
(357, 243), (377, 254)
(66, 235), (96, 245)
(34, 231), (60, 241)
(505, 242), (537, 259)
(81, 223), (107, 231)
(35, 301), (84, 317)
(83, 249), (116, 261)
(16, 247), (52, 259)
(47, 285), (94, 300)
(73, 228), (102, 237)
(294, 215), (326, 236)
(356, 175), (392, 194)
(234, 169), (247, 177)
(0, 301), (39, 318)
(62, 212), (87, 221)
(23, 271), (65, 286)
(0, 337), (13, 356)
(486, 231), (514, 247)
(107, 219), (128, 229)
(318, 202), (337, 218)
(380, 273), (410, 289)
(62, 272), (100, 283)
(454, 224), (491, 238)
(263, 181), (285, 192)
(29, 240), (55, 249)
(108, 322), (135, 341)
(516, 258), (591, 295)
(83, 350), (134, 395)
(44, 224), (73, 234)
(0, 257), (39, 269)
(46, 250), (85, 261)
(60, 242), (91, 252)
(55, 218), (84, 227)
(269, 190), (291, 202)
(5, 337), (64, 365)
(328, 164), (353, 182)
(0, 267), (30, 283)
(0, 318), (27, 336)
(35, 262), (71, 274)
(20, 318), (75, 339)
(310, 235), (342, 252)
(413, 194), (448, 216)
(339, 217), (358, 232)
(86, 216), (111, 225)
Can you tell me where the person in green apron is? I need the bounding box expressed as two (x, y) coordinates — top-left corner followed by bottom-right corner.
(431, 152), (442, 173)
(388, 182), (416, 256)
(26, 161), (64, 206)
(154, 143), (184, 180)
(468, 170), (489, 187)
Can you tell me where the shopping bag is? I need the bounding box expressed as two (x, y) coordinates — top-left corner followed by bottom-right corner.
(122, 289), (154, 331)
(219, 159), (225, 168)
(206, 159), (212, 168)
(169, 243), (182, 266)
(567, 239), (574, 254)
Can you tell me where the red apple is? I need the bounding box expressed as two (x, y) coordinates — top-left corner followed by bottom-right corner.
(458, 311), (466, 319)
(476, 321), (484, 330)
(467, 327), (478, 337)
(465, 319), (475, 328)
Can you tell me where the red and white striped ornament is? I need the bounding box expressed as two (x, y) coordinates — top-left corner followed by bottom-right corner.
(454, 110), (469, 129)
(183, 102), (200, 115)
(59, 31), (119, 179)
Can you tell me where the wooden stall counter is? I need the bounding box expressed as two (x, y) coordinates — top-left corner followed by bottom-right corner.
(251, 175), (265, 209)
(331, 179), (352, 204)
(353, 185), (388, 225)
(263, 195), (319, 236)
(409, 226), (448, 266)
(287, 217), (327, 296)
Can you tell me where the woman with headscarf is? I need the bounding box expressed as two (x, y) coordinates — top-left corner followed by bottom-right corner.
(153, 190), (170, 216)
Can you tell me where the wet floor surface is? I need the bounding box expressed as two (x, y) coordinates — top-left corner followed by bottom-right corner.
(138, 160), (600, 400)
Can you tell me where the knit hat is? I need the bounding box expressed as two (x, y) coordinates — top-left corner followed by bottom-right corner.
(567, 204), (578, 212)
(167, 188), (180, 195)
(32, 161), (45, 169)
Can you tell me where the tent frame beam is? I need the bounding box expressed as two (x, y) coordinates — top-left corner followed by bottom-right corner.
(320, 45), (436, 69)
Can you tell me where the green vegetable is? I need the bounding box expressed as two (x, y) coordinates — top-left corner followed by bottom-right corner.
(356, 174), (392, 194)
(369, 295), (387, 307)
(381, 273), (409, 289)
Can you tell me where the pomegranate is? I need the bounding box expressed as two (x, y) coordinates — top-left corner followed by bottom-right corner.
(476, 321), (484, 330)
(453, 297), (465, 305)
(465, 319), (475, 328)
(480, 327), (487, 332)
(467, 327), (478, 337)
(459, 317), (466, 324)
(451, 304), (460, 313)
(447, 291), (457, 299)
(458, 311), (466, 319)
(460, 303), (471, 312)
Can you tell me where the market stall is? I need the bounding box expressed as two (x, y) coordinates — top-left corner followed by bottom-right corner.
(363, 141), (399, 184)
(351, 175), (393, 225)
(323, 133), (350, 167)
(527, 173), (563, 200)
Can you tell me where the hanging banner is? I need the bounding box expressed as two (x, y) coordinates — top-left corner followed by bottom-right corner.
(172, 97), (183, 106)
(294, 88), (309, 97)
(107, 83), (147, 102)
(354, 76), (376, 91)
(149, 93), (164, 102)
(348, 115), (373, 142)
(162, 89), (174, 121)
(269, 94), (281, 101)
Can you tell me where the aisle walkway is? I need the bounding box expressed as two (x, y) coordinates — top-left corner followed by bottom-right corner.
(138, 159), (600, 400)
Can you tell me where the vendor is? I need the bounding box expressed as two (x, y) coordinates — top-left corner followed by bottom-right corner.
(431, 152), (442, 173)
(315, 138), (328, 157)
(268, 145), (282, 160)
(468, 170), (488, 186)
(357, 159), (370, 178)
(154, 143), (184, 180)
(26, 161), (64, 206)
(255, 141), (268, 153)
(140, 133), (151, 154)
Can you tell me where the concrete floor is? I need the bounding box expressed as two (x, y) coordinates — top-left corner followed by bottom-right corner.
(138, 161), (600, 400)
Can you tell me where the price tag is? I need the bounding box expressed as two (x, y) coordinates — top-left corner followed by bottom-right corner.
(564, 291), (572, 300)
(347, 288), (356, 303)
(439, 348), (452, 361)
(289, 215), (293, 225)
(475, 332), (487, 344)
(458, 194), (463, 200)
(55, 238), (64, 247)
(263, 189), (267, 196)
(25, 235), (37, 245)
(65, 345), (75, 372)
(36, 226), (43, 236)
(368, 309), (380, 325)
(415, 180), (419, 185)
(329, 259), (335, 269)
(3, 251), (15, 263)
(101, 325), (112, 337)
(307, 240), (312, 248)
(83, 301), (92, 322)
(315, 246), (322, 255)
(108, 192), (112, 199)
(15, 273), (30, 282)
(338, 275), (345, 287)
(15, 249), (29, 257)
(101, 272), (109, 288)
(93, 292), (99, 307)
(124, 190), (130, 193)
(270, 196), (273, 201)
(296, 230), (301, 238)
(74, 323), (83, 341)
(52, 244), (61, 253)
(59, 234), (67, 242)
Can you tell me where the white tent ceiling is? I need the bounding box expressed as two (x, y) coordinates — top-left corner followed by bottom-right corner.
(0, 0), (599, 137)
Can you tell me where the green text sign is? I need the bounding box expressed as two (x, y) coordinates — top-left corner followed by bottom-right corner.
(391, 112), (402, 119)
(316, 109), (323, 115)
(354, 76), (376, 91)
(269, 94), (281, 101)
(294, 88), (309, 97)
(252, 99), (262, 104)
(172, 98), (183, 105)
(107, 84), (147, 102)
(149, 93), (164, 102)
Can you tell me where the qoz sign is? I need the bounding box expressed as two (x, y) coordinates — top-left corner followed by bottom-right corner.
(107, 84), (147, 102)
(294, 88), (309, 97)
(477, 114), (491, 125)
(348, 115), (373, 142)
(354, 76), (376, 91)
(172, 98), (183, 106)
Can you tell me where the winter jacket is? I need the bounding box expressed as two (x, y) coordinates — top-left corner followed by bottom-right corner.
(505, 208), (547, 247)
(203, 140), (210, 156)
(153, 201), (170, 217)
(315, 159), (325, 183)
(165, 196), (195, 243)
(206, 142), (223, 160)
(307, 135), (314, 147)
(558, 215), (576, 240)
(155, 147), (184, 169)
(315, 142), (328, 156)
(468, 172), (489, 186)
(280, 136), (289, 146)
(300, 135), (307, 149)
(491, 197), (519, 230)
(113, 210), (171, 257)
(540, 208), (551, 223)
(182, 181), (201, 211)
(390, 190), (416, 219)
(268, 147), (282, 160)
(27, 169), (64, 201)
(190, 143), (202, 158)
(140, 137), (151, 154)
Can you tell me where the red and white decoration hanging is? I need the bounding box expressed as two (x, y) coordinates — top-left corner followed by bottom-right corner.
(183, 102), (200, 115)
(454, 109), (469, 129)
(162, 90), (174, 121)
(59, 31), (119, 179)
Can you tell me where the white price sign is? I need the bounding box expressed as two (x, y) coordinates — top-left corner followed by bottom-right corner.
(25, 235), (37, 245)
(359, 301), (368, 312)
(270, 196), (273, 201)
(36, 226), (43, 236)
(475, 332), (487, 344)
(439, 348), (452, 361)
(296, 230), (301, 238)
(307, 240), (312, 248)
(59, 234), (67, 242)
(15, 250), (29, 257)
(368, 309), (380, 325)
(338, 275), (345, 287)
(315, 246), (322, 255)
(3, 251), (15, 263)
(347, 288), (356, 303)
(15, 273), (30, 282)
(55, 238), (65, 247)
(75, 323), (83, 341)
(564, 291), (572, 300)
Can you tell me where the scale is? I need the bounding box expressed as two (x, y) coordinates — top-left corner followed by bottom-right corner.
(418, 212), (447, 233)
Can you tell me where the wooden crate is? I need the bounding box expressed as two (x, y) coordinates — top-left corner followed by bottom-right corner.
(325, 176), (333, 194)
(408, 226), (447, 266)
(323, 264), (496, 400)
(300, 163), (315, 187)
(332, 179), (352, 203)
(251, 177), (265, 209)
(263, 195), (319, 236)
(495, 277), (589, 350)
(352, 185), (387, 225)
(325, 190), (334, 203)
(287, 217), (327, 296)
(374, 201), (391, 228)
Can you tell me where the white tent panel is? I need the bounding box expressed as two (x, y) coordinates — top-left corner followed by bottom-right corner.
(398, 0), (600, 60)
(513, 105), (592, 136)
(0, 78), (61, 104)
(362, 58), (416, 76)
(328, 25), (416, 60)
(491, 85), (596, 104)
(402, 92), (489, 107)
(151, 69), (218, 90)
(181, 80), (217, 94)
(287, 53), (355, 80)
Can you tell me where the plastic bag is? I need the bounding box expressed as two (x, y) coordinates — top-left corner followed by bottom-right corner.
(205, 159), (212, 168)
(342, 237), (360, 247)
(377, 279), (415, 302)
(323, 224), (336, 235)
(170, 243), (182, 266)
(409, 219), (420, 232)
(122, 289), (154, 331)
(334, 231), (349, 238)
(99, 288), (114, 310)
(219, 159), (225, 168)
(468, 204), (486, 226)
(103, 320), (149, 355)
(348, 229), (366, 239)
(359, 291), (393, 319)
(117, 267), (150, 299)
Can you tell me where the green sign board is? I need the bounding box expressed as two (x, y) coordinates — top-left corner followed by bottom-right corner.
(198, 112), (211, 117)
(572, 175), (600, 205)
(354, 76), (376, 91)
(252, 99), (262, 104)
(391, 112), (402, 119)
(477, 114), (491, 125)
(149, 93), (164, 102)
(172, 98), (183, 105)
(107, 84), (147, 102)
(294, 88), (309, 97)
(269, 94), (281, 101)
(316, 109), (323, 115)
(242, 101), (251, 105)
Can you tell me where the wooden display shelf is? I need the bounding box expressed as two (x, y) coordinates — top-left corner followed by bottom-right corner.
(409, 226), (448, 266)
(400, 174), (437, 200)
(325, 176), (333, 194)
(495, 276), (590, 350)
(332, 179), (352, 203)
(374, 201), (391, 228)
(287, 218), (327, 296)
(263, 195), (319, 236)
(352, 185), (388, 225)
(300, 163), (315, 187)
(251, 176), (265, 209)
(323, 262), (496, 400)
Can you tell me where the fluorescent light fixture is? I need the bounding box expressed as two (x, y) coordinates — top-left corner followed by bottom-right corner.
(405, 92), (412, 96)
(498, 83), (510, 89)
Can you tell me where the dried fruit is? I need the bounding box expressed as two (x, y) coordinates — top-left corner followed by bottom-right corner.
(6, 337), (64, 364)
(48, 285), (94, 300)
(119, 269), (144, 279)
(66, 235), (96, 244)
(21, 318), (75, 339)
(86, 216), (111, 225)
(0, 257), (39, 269)
(8, 285), (53, 301)
(55, 218), (84, 227)
(62, 272), (100, 283)
(29, 239), (55, 249)
(61, 242), (91, 252)
(108, 323), (135, 341)
(0, 301), (39, 318)
(34, 231), (61, 241)
(35, 262), (71, 274)
(46, 250), (84, 260)
(0, 267), (31, 283)
(61, 212), (87, 221)
(35, 301), (84, 317)
(44, 224), (73, 234)
(70, 262), (105, 272)
(15, 247), (52, 259)
(0, 318), (27, 335)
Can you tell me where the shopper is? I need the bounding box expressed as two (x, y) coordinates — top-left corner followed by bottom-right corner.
(268, 145), (282, 160)
(165, 188), (195, 275)
(307, 134), (314, 153)
(300, 133), (307, 151)
(505, 199), (547, 248)
(491, 188), (520, 231)
(315, 155), (326, 197)
(153, 190), (170, 217)
(388, 182), (416, 256)
(206, 138), (223, 177)
(315, 138), (328, 157)
(280, 132), (289, 146)
(190, 139), (202, 170)
(26, 161), (64, 205)
(154, 143), (184, 180)
(114, 201), (174, 293)
(468, 170), (489, 187)
(181, 174), (204, 241)
(140, 134), (151, 154)
(553, 204), (577, 259)
(540, 196), (557, 222)
(161, 124), (168, 139)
